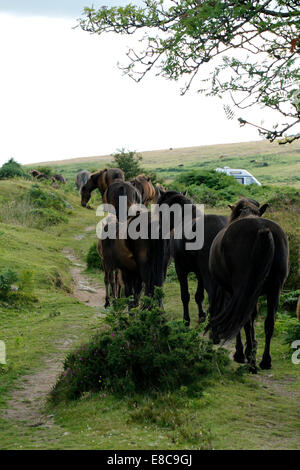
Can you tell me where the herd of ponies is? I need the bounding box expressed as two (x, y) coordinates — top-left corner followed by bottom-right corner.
(31, 166), (298, 373)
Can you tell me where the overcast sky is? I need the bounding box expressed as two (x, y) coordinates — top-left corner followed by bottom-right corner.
(0, 1), (130, 17)
(0, 1), (270, 165)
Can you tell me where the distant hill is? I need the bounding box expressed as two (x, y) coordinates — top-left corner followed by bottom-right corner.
(26, 139), (300, 187)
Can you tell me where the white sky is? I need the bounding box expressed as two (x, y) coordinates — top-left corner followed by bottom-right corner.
(0, 7), (271, 166)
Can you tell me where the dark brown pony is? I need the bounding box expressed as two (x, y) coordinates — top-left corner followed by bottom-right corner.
(130, 174), (155, 207)
(98, 182), (142, 307)
(103, 181), (142, 221)
(53, 174), (66, 184)
(209, 198), (289, 371)
(153, 184), (167, 204)
(97, 235), (124, 308)
(81, 168), (125, 207)
(98, 206), (172, 308)
(98, 216), (143, 308)
(156, 189), (228, 325)
(29, 169), (49, 180)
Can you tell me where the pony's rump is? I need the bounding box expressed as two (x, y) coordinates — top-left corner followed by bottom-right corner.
(210, 226), (275, 341)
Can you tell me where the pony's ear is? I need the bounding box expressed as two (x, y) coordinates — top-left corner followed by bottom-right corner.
(147, 177), (150, 181)
(228, 204), (234, 211)
(259, 203), (269, 216)
(182, 190), (188, 196)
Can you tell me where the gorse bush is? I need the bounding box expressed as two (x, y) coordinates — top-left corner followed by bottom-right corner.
(51, 290), (229, 400)
(0, 269), (18, 297)
(86, 242), (103, 271)
(0, 158), (29, 180)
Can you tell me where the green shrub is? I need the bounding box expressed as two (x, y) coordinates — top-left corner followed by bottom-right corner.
(51, 291), (229, 400)
(86, 242), (103, 271)
(177, 169), (238, 190)
(280, 289), (300, 312)
(285, 232), (300, 291)
(0, 158), (29, 180)
(28, 184), (67, 211)
(0, 184), (69, 229)
(0, 269), (36, 304)
(112, 149), (143, 180)
(265, 186), (300, 211)
(283, 320), (300, 346)
(0, 269), (18, 297)
(18, 270), (34, 295)
(31, 208), (67, 227)
(173, 169), (300, 209)
(35, 166), (53, 177)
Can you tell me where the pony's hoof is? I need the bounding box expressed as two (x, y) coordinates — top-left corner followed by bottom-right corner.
(259, 359), (272, 370)
(209, 330), (220, 345)
(249, 365), (258, 374)
(198, 314), (206, 324)
(233, 352), (245, 364)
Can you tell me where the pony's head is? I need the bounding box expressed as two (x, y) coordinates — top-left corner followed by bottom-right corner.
(229, 198), (269, 222)
(81, 183), (91, 207)
(156, 189), (190, 206)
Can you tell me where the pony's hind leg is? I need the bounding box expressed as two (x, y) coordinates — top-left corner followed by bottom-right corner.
(177, 269), (190, 326)
(195, 273), (206, 323)
(233, 332), (245, 364)
(244, 319), (258, 373)
(234, 308), (257, 368)
(260, 292), (279, 370)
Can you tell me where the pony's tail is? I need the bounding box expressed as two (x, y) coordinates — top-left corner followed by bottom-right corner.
(210, 228), (275, 341)
(297, 296), (300, 323)
(148, 217), (168, 297)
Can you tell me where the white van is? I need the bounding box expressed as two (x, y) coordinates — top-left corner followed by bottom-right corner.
(215, 167), (261, 186)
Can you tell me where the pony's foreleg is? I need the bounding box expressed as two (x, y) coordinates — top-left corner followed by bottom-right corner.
(110, 272), (116, 300)
(104, 271), (110, 308)
(114, 271), (120, 298)
(177, 270), (190, 326)
(233, 332), (245, 364)
(133, 278), (143, 308)
(260, 292), (279, 370)
(195, 274), (206, 323)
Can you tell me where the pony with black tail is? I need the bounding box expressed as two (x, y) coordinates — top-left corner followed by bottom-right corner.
(103, 180), (142, 221)
(209, 199), (289, 372)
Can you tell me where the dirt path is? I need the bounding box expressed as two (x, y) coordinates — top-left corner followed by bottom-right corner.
(63, 248), (105, 307)
(2, 245), (105, 428)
